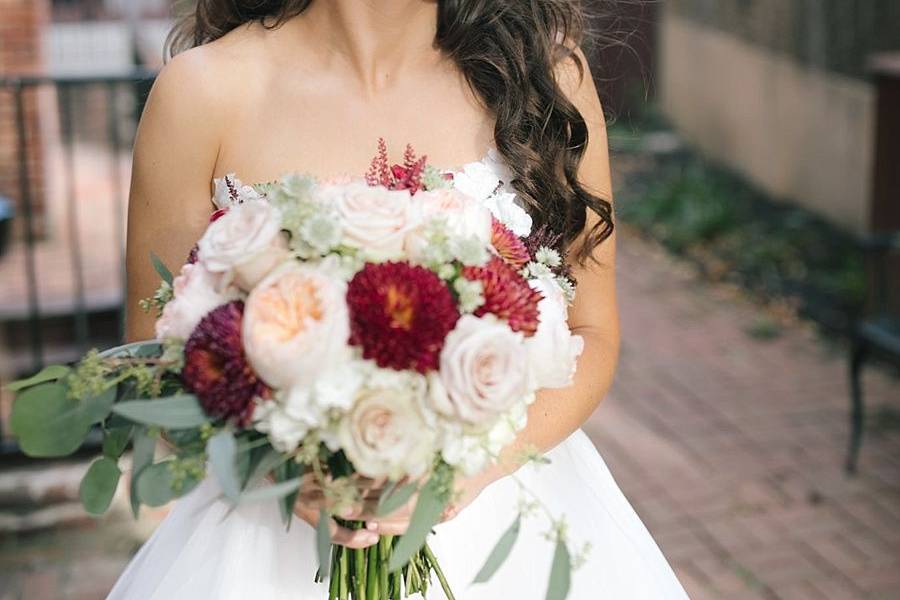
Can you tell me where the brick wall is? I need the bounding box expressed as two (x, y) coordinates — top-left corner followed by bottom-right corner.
(0, 0), (50, 235)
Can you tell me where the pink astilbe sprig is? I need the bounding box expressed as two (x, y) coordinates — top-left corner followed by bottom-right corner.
(366, 139), (428, 195)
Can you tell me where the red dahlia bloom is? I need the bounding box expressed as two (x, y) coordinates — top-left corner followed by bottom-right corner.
(182, 301), (269, 426)
(491, 217), (530, 269)
(347, 262), (459, 373)
(463, 256), (543, 337)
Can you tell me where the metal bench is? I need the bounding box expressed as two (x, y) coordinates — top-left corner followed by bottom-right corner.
(847, 230), (900, 473)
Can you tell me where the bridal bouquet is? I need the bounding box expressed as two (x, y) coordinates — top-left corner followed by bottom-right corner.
(8, 141), (583, 599)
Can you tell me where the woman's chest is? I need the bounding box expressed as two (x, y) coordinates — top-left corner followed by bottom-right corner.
(214, 70), (495, 183)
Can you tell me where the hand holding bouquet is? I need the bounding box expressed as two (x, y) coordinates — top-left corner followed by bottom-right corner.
(9, 140), (584, 599)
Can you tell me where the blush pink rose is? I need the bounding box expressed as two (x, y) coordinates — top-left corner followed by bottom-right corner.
(154, 263), (239, 340)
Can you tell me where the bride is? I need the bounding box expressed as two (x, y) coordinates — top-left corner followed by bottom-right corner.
(114, 1), (689, 598)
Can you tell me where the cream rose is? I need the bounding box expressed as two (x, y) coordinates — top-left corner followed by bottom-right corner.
(433, 314), (529, 426)
(242, 261), (351, 390)
(526, 277), (584, 389)
(405, 188), (492, 262)
(315, 181), (416, 259)
(197, 199), (289, 290)
(338, 371), (435, 479)
(154, 263), (239, 340)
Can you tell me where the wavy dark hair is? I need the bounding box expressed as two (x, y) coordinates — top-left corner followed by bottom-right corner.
(167, 0), (614, 262)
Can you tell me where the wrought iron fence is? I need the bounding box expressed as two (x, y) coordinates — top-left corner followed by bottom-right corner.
(0, 70), (157, 453)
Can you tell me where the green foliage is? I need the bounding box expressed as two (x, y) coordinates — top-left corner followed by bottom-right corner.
(112, 395), (210, 429)
(473, 515), (521, 583)
(617, 152), (867, 322)
(80, 457), (121, 515)
(150, 252), (173, 285)
(316, 508), (332, 579)
(376, 482), (418, 518)
(5, 365), (70, 392)
(136, 462), (179, 506)
(130, 426), (156, 517)
(66, 350), (115, 401)
(545, 539), (572, 600)
(102, 425), (133, 459)
(388, 461), (455, 572)
(207, 429), (240, 501)
(11, 383), (93, 457)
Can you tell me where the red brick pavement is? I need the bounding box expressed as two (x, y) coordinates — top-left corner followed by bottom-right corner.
(0, 231), (898, 600)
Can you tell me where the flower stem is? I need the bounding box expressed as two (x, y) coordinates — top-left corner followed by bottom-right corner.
(423, 544), (455, 600)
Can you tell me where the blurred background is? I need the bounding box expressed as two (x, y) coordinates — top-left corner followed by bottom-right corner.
(0, 1), (898, 598)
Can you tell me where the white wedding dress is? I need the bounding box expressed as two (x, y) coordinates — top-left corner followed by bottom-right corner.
(107, 153), (689, 600)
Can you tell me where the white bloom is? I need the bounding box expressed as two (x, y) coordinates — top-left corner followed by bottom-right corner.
(452, 160), (503, 202)
(253, 397), (309, 453)
(154, 263), (239, 340)
(197, 199), (289, 291)
(440, 403), (528, 476)
(316, 181), (416, 260)
(453, 278), (484, 313)
(433, 314), (529, 427)
(450, 235), (490, 267)
(338, 370), (436, 479)
(405, 188), (492, 265)
(526, 277), (584, 389)
(242, 261), (351, 390)
(535, 246), (562, 268)
(525, 260), (552, 279)
(213, 173), (263, 209)
(485, 191), (533, 237)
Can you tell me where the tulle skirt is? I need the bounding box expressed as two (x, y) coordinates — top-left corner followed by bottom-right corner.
(106, 430), (689, 599)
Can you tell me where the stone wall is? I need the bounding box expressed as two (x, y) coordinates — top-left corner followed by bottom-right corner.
(657, 2), (900, 234)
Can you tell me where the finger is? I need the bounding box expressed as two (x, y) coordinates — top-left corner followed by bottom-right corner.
(365, 518), (411, 536)
(330, 520), (379, 549)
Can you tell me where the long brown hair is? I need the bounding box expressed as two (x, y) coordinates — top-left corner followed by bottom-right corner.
(167, 0), (613, 262)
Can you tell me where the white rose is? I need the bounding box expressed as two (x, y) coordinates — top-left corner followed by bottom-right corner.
(526, 277), (584, 389)
(316, 181), (416, 259)
(154, 263), (239, 340)
(404, 188), (492, 263)
(434, 314), (529, 427)
(338, 371), (435, 479)
(212, 173), (264, 209)
(197, 199), (289, 291)
(242, 261), (351, 390)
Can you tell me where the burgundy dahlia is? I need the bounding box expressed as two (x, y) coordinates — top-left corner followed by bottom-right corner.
(491, 217), (530, 269)
(347, 262), (460, 373)
(182, 301), (269, 425)
(463, 256), (543, 337)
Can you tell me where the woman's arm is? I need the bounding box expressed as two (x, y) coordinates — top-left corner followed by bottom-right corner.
(495, 47), (618, 467)
(125, 50), (228, 342)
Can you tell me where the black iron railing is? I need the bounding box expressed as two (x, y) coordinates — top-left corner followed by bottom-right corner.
(0, 70), (157, 452)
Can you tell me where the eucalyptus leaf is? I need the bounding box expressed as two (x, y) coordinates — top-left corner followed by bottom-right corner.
(150, 252), (173, 285)
(239, 477), (302, 504)
(10, 383), (92, 457)
(376, 482), (418, 518)
(99, 340), (162, 360)
(316, 507), (332, 579)
(473, 515), (521, 584)
(275, 460), (303, 528)
(130, 426), (156, 517)
(113, 395), (209, 429)
(207, 430), (240, 501)
(102, 426), (132, 459)
(136, 462), (176, 506)
(83, 385), (117, 425)
(388, 473), (450, 571)
(79, 457), (121, 515)
(545, 539), (571, 600)
(5, 365), (70, 392)
(246, 449), (289, 489)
